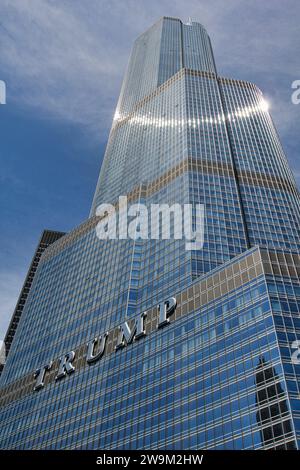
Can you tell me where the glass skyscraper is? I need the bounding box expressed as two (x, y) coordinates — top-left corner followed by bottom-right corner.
(0, 16), (299, 450)
(0, 230), (65, 376)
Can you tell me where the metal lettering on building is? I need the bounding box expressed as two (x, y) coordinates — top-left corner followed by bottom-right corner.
(33, 297), (177, 391)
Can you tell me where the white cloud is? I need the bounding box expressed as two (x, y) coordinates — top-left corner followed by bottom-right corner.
(1, 0), (299, 141)
(1, 0), (130, 136)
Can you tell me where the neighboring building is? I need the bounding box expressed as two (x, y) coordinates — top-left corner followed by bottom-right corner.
(0, 17), (299, 450)
(0, 230), (65, 375)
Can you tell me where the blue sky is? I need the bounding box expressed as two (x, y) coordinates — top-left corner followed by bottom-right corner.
(0, 0), (299, 338)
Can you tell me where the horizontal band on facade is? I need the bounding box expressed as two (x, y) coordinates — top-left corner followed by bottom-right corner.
(112, 68), (259, 132)
(40, 155), (297, 264)
(0, 247), (299, 408)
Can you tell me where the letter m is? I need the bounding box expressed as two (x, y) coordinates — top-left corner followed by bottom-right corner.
(115, 313), (146, 350)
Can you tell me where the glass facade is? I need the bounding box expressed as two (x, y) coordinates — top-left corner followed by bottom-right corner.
(0, 230), (65, 376)
(0, 17), (299, 450)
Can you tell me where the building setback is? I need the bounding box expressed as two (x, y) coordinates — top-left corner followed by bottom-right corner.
(0, 17), (299, 450)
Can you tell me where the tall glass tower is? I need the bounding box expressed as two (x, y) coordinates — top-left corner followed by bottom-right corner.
(0, 17), (300, 450)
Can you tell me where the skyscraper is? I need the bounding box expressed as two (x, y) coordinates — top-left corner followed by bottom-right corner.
(0, 230), (65, 375)
(0, 17), (299, 450)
